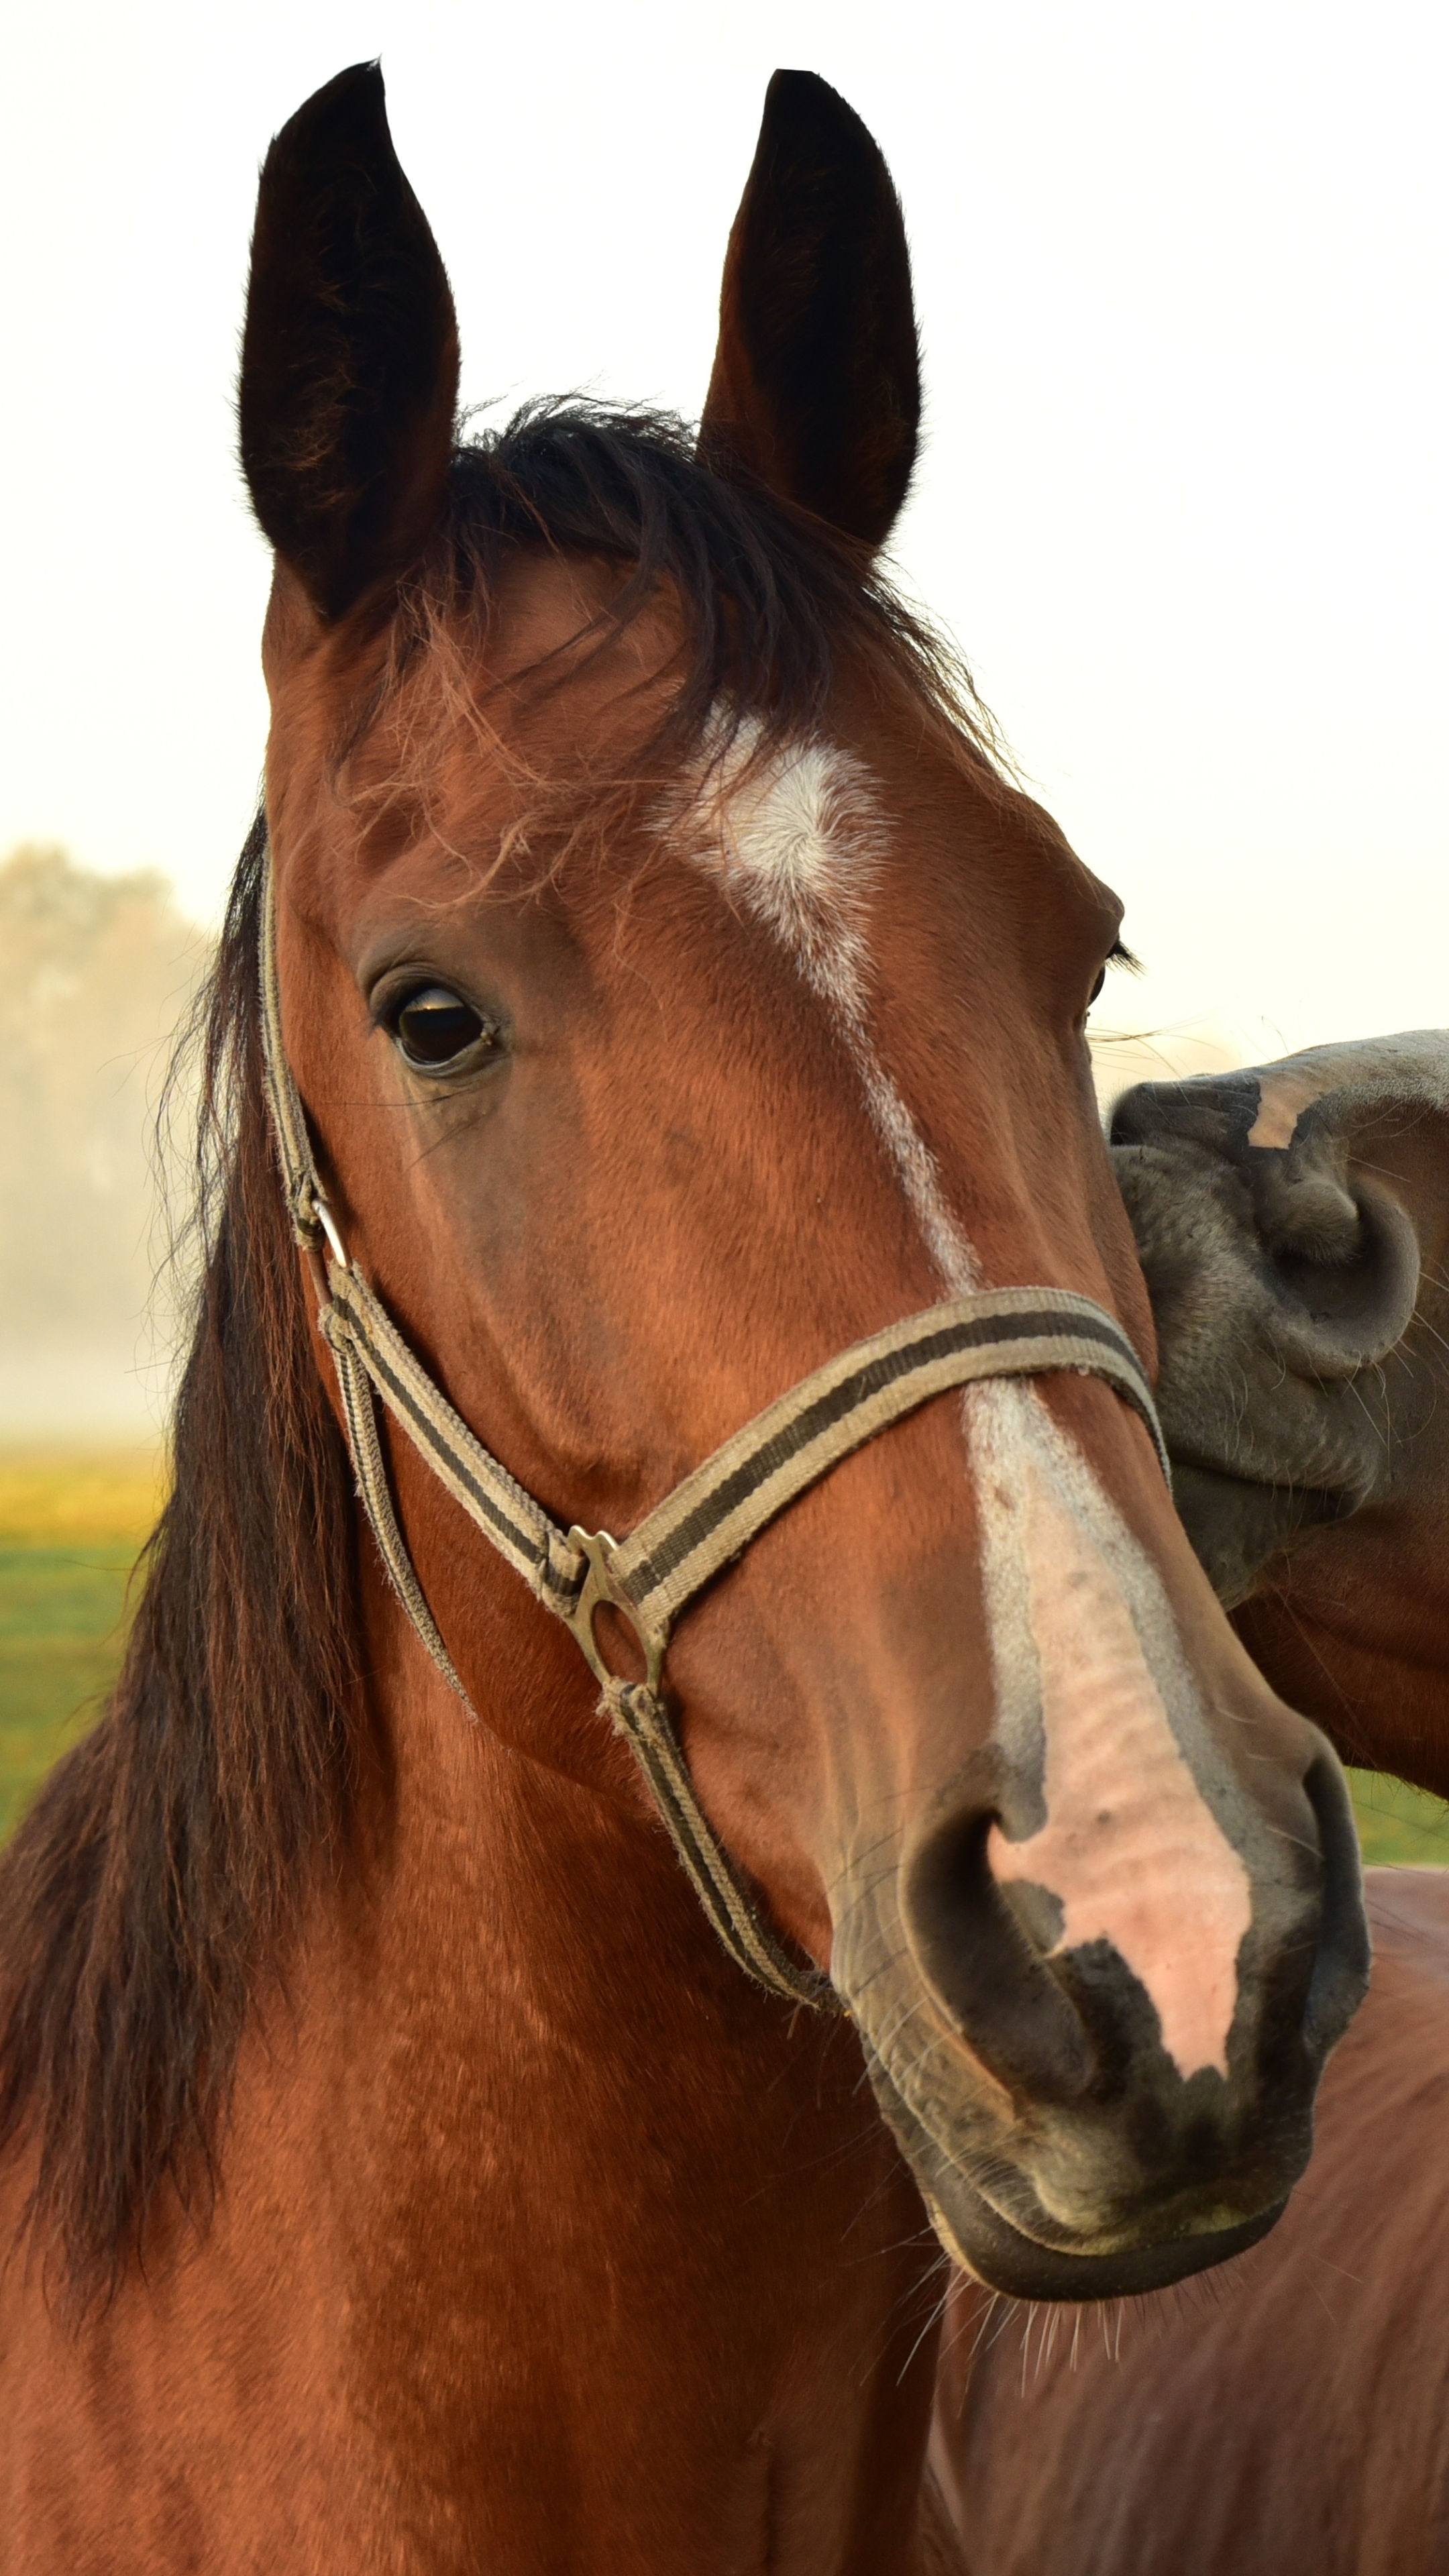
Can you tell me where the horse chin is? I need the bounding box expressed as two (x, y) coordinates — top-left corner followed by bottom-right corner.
(922, 2182), (1286, 2302)
(861, 2035), (1289, 2303)
(1171, 1460), (1358, 1611)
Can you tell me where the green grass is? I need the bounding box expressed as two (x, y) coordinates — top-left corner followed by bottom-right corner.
(1346, 1767), (1449, 1869)
(0, 1452), (164, 1841)
(0, 1452), (1446, 1871)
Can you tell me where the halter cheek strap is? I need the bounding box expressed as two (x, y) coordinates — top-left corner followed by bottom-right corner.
(260, 858), (1169, 2014)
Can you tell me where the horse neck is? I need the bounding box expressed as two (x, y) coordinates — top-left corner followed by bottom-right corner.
(312, 1548), (945, 2570)
(1236, 1502), (1449, 1803)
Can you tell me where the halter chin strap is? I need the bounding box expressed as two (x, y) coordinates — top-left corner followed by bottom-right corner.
(260, 856), (1169, 2014)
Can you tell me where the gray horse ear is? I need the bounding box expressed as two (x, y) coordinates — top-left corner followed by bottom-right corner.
(239, 62), (460, 621)
(698, 70), (920, 549)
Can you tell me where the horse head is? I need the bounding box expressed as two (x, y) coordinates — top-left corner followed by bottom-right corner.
(1113, 1031), (1449, 1796)
(241, 62), (1368, 2300)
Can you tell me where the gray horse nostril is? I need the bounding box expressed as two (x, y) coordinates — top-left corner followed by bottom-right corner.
(1254, 1172), (1420, 1375)
(1255, 1173), (1363, 1265)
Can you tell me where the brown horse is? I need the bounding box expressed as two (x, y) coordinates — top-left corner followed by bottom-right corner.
(0, 68), (1367, 2570)
(935, 1032), (1449, 2575)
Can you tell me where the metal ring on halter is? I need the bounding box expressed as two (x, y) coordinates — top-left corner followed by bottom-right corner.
(564, 1527), (669, 1696)
(311, 1195), (350, 1273)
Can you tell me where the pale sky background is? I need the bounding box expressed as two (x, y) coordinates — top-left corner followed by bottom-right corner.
(3, 0), (1445, 1073)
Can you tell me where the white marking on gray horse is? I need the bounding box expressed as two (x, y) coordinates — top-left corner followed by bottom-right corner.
(1248, 1070), (1334, 1150)
(1249, 1033), (1449, 1151)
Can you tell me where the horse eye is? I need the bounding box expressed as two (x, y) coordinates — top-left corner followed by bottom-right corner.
(393, 985), (489, 1069)
(1087, 965), (1106, 1008)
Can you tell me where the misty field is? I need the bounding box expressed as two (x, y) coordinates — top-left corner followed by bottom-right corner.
(0, 1449), (1444, 1866)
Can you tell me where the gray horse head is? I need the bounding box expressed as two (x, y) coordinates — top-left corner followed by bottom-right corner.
(1110, 1033), (1449, 1611)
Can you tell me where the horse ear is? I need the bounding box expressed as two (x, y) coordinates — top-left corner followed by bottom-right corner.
(698, 71), (920, 550)
(239, 62), (460, 622)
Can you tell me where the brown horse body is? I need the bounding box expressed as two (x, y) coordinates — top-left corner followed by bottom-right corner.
(938, 1034), (1449, 2575)
(936, 1869), (1449, 2576)
(0, 74), (1366, 2569)
(7, 1624), (951, 2567)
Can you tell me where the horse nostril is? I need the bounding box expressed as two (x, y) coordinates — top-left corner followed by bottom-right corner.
(902, 1809), (1095, 2106)
(1300, 1754), (1373, 2058)
(1254, 1172), (1420, 1376)
(1257, 1173), (1363, 1265)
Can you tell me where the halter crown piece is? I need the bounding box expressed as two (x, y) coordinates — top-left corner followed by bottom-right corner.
(259, 848), (1170, 2015)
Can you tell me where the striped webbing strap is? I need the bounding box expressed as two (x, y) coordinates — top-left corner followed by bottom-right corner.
(259, 859), (1169, 2012)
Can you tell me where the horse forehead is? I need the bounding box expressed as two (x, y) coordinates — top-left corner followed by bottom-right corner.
(676, 720), (1083, 917)
(486, 549), (688, 688)
(684, 729), (884, 894)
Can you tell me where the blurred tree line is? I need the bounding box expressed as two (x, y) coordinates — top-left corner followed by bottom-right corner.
(0, 847), (210, 1436)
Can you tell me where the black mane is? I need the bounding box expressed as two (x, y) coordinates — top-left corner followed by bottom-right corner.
(0, 820), (358, 2298)
(427, 400), (995, 771)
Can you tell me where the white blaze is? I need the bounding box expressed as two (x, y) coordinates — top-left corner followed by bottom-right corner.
(672, 725), (1252, 2074)
(986, 1459), (1252, 2080)
(672, 727), (979, 1288)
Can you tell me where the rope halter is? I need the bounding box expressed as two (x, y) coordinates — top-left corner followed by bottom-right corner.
(259, 857), (1169, 2015)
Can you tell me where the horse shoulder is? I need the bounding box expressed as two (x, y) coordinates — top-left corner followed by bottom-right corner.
(0, 1999), (378, 2568)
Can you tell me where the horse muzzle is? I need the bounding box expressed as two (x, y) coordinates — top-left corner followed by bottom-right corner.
(830, 1737), (1369, 2300)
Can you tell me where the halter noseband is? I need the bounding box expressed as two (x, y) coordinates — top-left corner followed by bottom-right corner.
(260, 859), (1169, 2014)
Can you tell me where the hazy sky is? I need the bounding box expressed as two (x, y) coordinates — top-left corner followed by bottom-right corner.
(3, 0), (1444, 1063)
